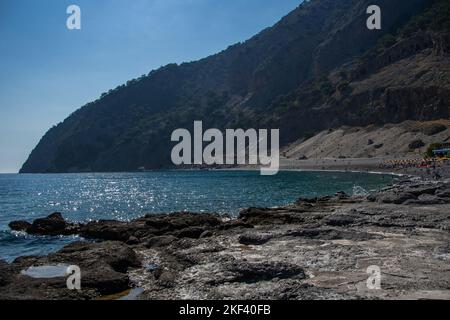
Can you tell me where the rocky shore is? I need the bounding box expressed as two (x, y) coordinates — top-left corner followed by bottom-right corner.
(1, 178), (450, 300)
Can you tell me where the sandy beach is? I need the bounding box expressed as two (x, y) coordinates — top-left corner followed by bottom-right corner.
(229, 156), (450, 180)
(278, 157), (450, 180)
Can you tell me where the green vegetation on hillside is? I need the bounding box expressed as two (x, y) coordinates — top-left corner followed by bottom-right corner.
(20, 0), (450, 173)
(400, 0), (450, 35)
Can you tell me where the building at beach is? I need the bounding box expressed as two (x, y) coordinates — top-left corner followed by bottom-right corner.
(432, 136), (450, 157)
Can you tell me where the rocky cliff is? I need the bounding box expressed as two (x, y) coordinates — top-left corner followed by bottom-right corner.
(20, 0), (449, 173)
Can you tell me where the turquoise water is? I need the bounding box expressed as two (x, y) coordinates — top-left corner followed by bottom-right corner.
(0, 170), (394, 261)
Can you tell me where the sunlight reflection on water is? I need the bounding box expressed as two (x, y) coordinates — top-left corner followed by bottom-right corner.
(0, 170), (394, 261)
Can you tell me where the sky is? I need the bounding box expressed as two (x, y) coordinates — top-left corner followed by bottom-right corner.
(0, 0), (302, 173)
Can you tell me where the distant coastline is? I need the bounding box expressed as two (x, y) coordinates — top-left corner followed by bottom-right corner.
(226, 156), (450, 180)
(13, 156), (450, 180)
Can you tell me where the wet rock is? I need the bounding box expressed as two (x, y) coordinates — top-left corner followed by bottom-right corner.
(54, 241), (141, 273)
(9, 212), (80, 236)
(11, 212), (224, 242)
(8, 221), (31, 232)
(27, 212), (78, 236)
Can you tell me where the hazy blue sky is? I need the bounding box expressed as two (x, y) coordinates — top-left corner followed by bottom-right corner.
(0, 0), (302, 173)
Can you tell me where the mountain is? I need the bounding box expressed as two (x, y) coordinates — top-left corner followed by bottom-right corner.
(20, 0), (450, 173)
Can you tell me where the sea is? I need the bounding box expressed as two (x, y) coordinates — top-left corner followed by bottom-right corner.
(0, 170), (394, 262)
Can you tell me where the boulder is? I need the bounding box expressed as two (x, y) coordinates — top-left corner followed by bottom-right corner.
(9, 213), (79, 236)
(8, 220), (31, 232)
(27, 213), (72, 236)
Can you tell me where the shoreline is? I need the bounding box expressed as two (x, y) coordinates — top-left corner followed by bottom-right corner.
(223, 156), (450, 181)
(217, 167), (408, 178)
(279, 157), (450, 180)
(1, 177), (449, 300)
(11, 155), (450, 182)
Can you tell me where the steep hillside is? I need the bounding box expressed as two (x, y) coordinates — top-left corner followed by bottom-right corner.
(283, 120), (450, 159)
(268, 0), (450, 143)
(21, 0), (448, 173)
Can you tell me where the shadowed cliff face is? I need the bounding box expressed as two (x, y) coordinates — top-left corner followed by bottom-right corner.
(20, 0), (448, 173)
